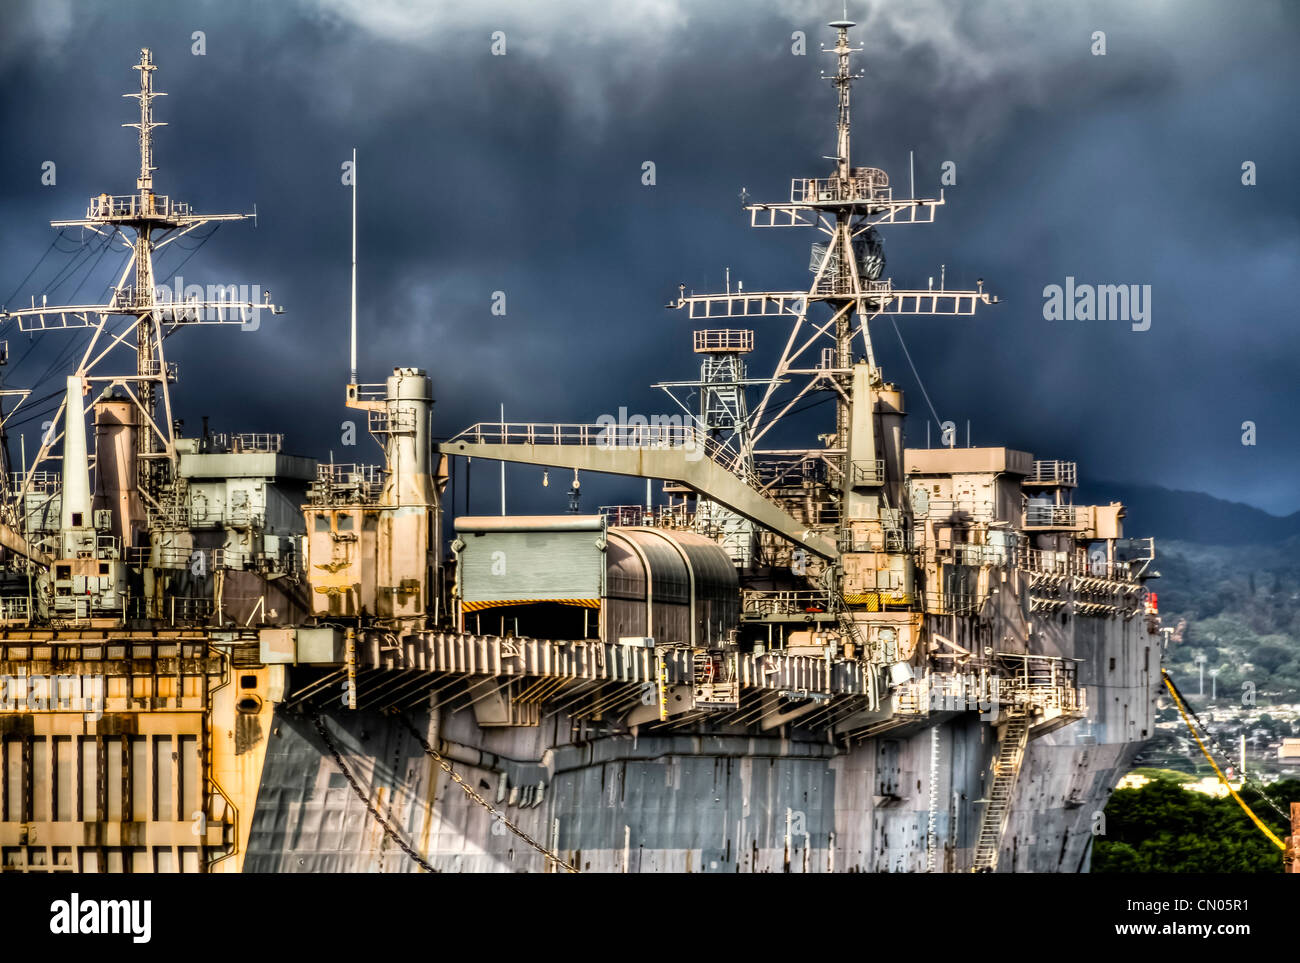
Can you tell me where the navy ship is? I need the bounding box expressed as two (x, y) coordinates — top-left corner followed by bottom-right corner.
(0, 21), (1161, 873)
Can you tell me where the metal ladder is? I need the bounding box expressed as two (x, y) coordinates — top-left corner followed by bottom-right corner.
(925, 725), (941, 872)
(972, 710), (1030, 872)
(693, 652), (717, 685)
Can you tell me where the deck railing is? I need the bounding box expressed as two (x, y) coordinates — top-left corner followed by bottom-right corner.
(693, 329), (753, 353)
(791, 168), (891, 205)
(1025, 459), (1077, 486)
(450, 422), (764, 492)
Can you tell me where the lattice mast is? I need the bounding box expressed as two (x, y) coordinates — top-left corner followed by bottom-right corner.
(0, 48), (279, 515)
(670, 18), (997, 555)
(826, 18), (866, 455)
(126, 49), (163, 489)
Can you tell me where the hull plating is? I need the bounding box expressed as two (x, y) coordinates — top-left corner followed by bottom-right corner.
(245, 613), (1154, 873)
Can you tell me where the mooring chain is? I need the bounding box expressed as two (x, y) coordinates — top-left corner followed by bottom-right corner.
(391, 712), (578, 873)
(312, 714), (438, 873)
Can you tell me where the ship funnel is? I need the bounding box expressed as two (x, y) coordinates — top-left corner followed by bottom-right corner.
(59, 375), (98, 560)
(61, 375), (92, 531)
(93, 390), (144, 545)
(380, 367), (435, 507)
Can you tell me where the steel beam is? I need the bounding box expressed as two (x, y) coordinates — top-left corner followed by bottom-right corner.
(442, 439), (838, 559)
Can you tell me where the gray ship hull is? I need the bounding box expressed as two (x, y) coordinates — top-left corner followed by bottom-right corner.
(244, 611), (1156, 873)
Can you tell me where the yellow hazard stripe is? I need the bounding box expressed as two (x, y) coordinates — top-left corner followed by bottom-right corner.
(843, 593), (880, 608)
(461, 598), (600, 612)
(843, 592), (913, 610)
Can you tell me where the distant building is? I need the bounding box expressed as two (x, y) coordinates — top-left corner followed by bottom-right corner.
(1182, 776), (1240, 798)
(1278, 738), (1300, 762)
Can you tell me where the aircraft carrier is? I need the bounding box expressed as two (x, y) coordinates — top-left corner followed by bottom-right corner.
(0, 21), (1162, 873)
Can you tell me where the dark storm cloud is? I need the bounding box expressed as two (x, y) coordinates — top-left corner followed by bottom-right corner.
(1, 0), (1297, 516)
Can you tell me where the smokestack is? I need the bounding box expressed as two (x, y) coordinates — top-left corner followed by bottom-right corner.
(381, 367), (435, 507)
(61, 376), (91, 530)
(93, 392), (143, 545)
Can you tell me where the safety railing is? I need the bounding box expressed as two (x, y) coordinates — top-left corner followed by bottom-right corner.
(452, 421), (691, 448)
(921, 591), (983, 616)
(205, 431), (284, 454)
(923, 497), (995, 520)
(1024, 504), (1078, 528)
(0, 596), (31, 621)
(87, 192), (192, 221)
(653, 504), (693, 528)
(693, 329), (754, 353)
(229, 432), (282, 453)
(8, 471), (61, 494)
(347, 383), (388, 403)
(740, 590), (831, 618)
(997, 654), (1088, 714)
(900, 667), (1086, 717)
(211, 549), (251, 570)
(450, 422), (764, 492)
(146, 504), (190, 529)
(838, 528), (914, 553)
(601, 505), (650, 527)
(130, 595), (215, 623)
(756, 456), (826, 487)
(1025, 460), (1077, 487)
(941, 542), (1009, 566)
(309, 463), (386, 504)
(914, 671), (1003, 714)
(1015, 546), (1138, 583)
(791, 168), (891, 205)
(137, 359), (179, 381)
(316, 462), (383, 487)
(812, 273), (893, 297)
(125, 545), (194, 569)
(368, 409), (416, 434)
(600, 504), (705, 531)
(884, 528), (911, 553)
(850, 458), (885, 486)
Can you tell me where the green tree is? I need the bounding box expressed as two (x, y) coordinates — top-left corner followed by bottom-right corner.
(1093, 779), (1296, 873)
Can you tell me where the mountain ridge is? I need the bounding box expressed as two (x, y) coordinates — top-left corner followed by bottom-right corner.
(1077, 481), (1300, 546)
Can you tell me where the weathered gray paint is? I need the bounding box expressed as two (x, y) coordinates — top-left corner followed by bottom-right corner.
(244, 601), (1152, 874)
(246, 513), (1153, 874)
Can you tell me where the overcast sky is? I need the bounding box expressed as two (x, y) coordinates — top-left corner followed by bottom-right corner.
(1, 0), (1297, 518)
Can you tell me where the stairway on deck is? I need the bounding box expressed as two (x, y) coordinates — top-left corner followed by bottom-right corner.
(972, 710), (1030, 872)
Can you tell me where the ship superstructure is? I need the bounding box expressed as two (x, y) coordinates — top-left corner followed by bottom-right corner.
(0, 25), (1161, 874)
